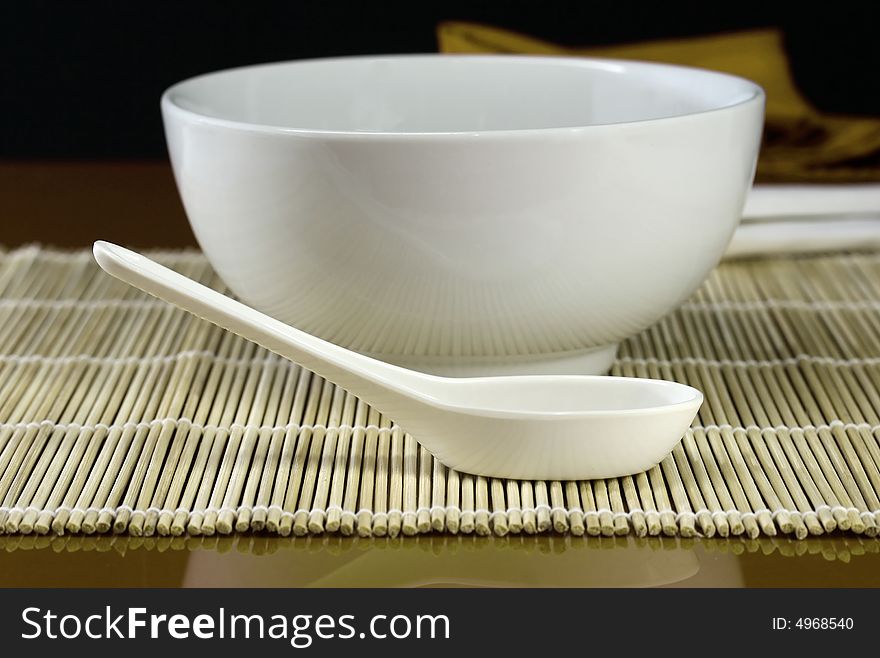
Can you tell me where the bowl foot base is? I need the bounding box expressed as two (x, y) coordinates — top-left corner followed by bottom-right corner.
(369, 344), (619, 377)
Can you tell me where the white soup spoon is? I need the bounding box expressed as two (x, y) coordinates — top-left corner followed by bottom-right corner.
(93, 241), (702, 480)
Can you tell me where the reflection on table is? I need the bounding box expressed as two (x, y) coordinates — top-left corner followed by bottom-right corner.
(2, 533), (879, 587)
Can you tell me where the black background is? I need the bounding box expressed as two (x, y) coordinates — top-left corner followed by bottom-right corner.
(3, 0), (879, 159)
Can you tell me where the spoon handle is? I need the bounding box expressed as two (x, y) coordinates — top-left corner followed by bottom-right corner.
(92, 241), (429, 404)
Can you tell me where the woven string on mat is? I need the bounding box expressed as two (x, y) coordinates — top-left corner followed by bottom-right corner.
(0, 245), (879, 539)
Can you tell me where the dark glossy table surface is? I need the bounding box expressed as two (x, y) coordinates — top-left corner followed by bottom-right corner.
(1, 534), (878, 588)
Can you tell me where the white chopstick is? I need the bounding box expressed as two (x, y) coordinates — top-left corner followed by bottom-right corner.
(743, 184), (880, 221)
(725, 216), (880, 259)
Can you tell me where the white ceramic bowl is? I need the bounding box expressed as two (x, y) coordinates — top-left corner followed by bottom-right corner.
(162, 55), (763, 376)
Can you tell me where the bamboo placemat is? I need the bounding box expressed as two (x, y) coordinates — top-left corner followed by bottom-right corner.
(1, 245), (879, 539)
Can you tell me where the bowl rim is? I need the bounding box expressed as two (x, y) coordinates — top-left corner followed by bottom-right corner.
(161, 53), (765, 139)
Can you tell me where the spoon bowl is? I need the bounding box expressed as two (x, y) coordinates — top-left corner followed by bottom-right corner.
(93, 241), (702, 480)
(380, 374), (703, 480)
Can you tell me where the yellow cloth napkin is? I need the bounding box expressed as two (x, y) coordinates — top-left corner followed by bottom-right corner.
(437, 23), (880, 183)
